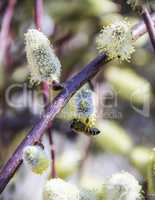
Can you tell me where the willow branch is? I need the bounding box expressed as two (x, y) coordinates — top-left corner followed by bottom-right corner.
(34, 0), (43, 30)
(0, 12), (155, 193)
(34, 0), (57, 178)
(0, 0), (16, 65)
(142, 6), (155, 51)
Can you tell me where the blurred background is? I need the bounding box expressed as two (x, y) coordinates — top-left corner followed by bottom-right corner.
(0, 0), (155, 199)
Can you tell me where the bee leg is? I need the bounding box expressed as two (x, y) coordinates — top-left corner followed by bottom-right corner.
(70, 121), (74, 129)
(51, 80), (64, 90)
(90, 128), (100, 136)
(85, 118), (89, 124)
(70, 119), (76, 129)
(34, 141), (44, 149)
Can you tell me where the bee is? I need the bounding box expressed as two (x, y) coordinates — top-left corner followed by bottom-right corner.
(70, 118), (100, 136)
(57, 82), (100, 135)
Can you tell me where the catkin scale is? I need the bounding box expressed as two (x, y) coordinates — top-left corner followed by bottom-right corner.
(25, 29), (61, 85)
(23, 145), (49, 174)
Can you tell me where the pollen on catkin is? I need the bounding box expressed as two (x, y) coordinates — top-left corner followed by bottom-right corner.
(43, 178), (79, 200)
(103, 171), (143, 200)
(23, 145), (49, 174)
(96, 20), (135, 62)
(25, 29), (61, 85)
(57, 83), (97, 130)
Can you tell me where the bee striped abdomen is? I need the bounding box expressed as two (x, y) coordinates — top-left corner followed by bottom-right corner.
(70, 119), (100, 136)
(88, 127), (100, 135)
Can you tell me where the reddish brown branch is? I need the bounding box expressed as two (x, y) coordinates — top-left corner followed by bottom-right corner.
(142, 7), (155, 51)
(34, 0), (43, 30)
(0, 13), (155, 193)
(34, 0), (57, 178)
(47, 128), (57, 178)
(42, 81), (57, 178)
(0, 0), (16, 65)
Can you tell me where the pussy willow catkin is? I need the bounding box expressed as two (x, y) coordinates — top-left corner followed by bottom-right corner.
(96, 20), (135, 62)
(25, 29), (61, 85)
(23, 145), (49, 174)
(43, 178), (79, 200)
(102, 172), (143, 200)
(57, 83), (99, 135)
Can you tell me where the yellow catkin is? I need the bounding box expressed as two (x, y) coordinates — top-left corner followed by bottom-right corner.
(43, 178), (79, 200)
(25, 29), (61, 85)
(57, 83), (98, 135)
(23, 145), (49, 174)
(96, 20), (135, 62)
(102, 172), (143, 200)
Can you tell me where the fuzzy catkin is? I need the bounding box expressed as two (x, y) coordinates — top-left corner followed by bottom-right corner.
(96, 20), (135, 62)
(23, 145), (49, 174)
(25, 29), (61, 85)
(43, 178), (79, 200)
(57, 83), (97, 129)
(102, 172), (143, 200)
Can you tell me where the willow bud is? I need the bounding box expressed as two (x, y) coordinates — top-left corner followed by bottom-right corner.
(96, 20), (135, 62)
(25, 29), (61, 85)
(23, 145), (49, 174)
(43, 178), (79, 200)
(102, 172), (143, 200)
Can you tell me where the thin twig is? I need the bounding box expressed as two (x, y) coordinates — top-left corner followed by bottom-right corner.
(132, 13), (155, 40)
(0, 0), (16, 118)
(0, 13), (155, 193)
(42, 81), (57, 178)
(0, 0), (16, 65)
(47, 128), (57, 178)
(142, 6), (155, 51)
(34, 0), (57, 178)
(34, 0), (43, 31)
